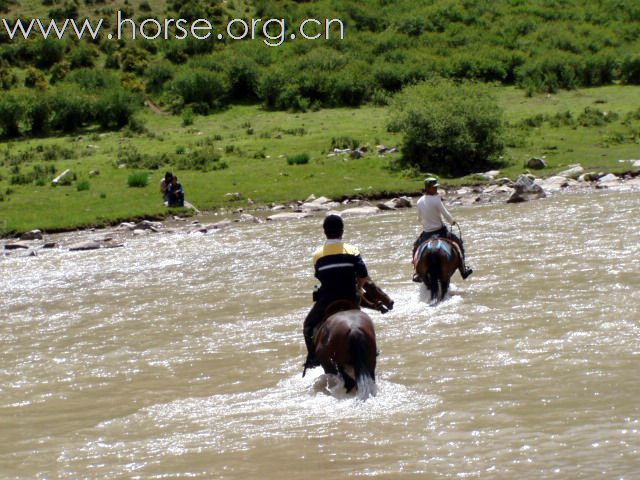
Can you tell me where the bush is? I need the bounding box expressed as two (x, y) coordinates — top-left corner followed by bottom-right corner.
(620, 55), (640, 84)
(287, 153), (310, 165)
(127, 171), (149, 187)
(145, 61), (174, 93)
(389, 79), (505, 176)
(50, 86), (91, 132)
(172, 147), (226, 171)
(95, 88), (142, 129)
(170, 68), (228, 113)
(331, 136), (360, 150)
(26, 95), (52, 135)
(76, 179), (90, 191)
(0, 93), (25, 138)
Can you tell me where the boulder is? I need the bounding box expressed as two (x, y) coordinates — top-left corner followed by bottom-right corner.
(267, 212), (313, 221)
(20, 230), (43, 241)
(558, 164), (584, 179)
(389, 196), (412, 208)
(310, 196), (333, 205)
(633, 160), (640, 169)
(68, 241), (101, 251)
(527, 157), (547, 169)
(507, 175), (547, 203)
(135, 220), (163, 232)
(577, 172), (601, 182)
(539, 175), (570, 191)
(239, 214), (262, 223)
(378, 197), (412, 210)
(42, 242), (59, 249)
(4, 242), (30, 250)
(339, 206), (380, 216)
(596, 174), (620, 188)
(102, 241), (125, 249)
(204, 220), (234, 230)
(117, 222), (136, 230)
(377, 202), (394, 211)
(301, 202), (330, 212)
(495, 177), (514, 186)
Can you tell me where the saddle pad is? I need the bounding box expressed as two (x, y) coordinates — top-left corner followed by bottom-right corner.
(413, 238), (453, 265)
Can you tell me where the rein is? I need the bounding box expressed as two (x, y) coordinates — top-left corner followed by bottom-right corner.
(452, 222), (463, 242)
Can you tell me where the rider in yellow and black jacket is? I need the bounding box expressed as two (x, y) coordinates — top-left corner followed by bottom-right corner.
(303, 214), (369, 371)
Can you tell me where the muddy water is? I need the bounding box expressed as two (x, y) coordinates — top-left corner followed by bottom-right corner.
(1, 191), (639, 479)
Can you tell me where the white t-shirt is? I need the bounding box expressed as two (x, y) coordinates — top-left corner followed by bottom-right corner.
(417, 194), (454, 232)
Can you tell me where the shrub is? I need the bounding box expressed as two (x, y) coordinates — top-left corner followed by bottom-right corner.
(577, 107), (619, 127)
(287, 153), (310, 165)
(145, 61), (174, 93)
(50, 87), (91, 132)
(0, 93), (25, 138)
(170, 68), (228, 113)
(620, 55), (640, 84)
(76, 179), (90, 191)
(172, 147), (225, 171)
(95, 88), (142, 129)
(182, 107), (195, 126)
(389, 79), (505, 176)
(331, 136), (360, 150)
(127, 171), (149, 187)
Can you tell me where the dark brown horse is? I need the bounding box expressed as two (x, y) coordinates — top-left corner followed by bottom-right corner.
(414, 237), (463, 303)
(312, 281), (393, 400)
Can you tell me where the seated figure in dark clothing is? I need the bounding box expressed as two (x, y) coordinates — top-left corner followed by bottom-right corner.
(167, 175), (184, 207)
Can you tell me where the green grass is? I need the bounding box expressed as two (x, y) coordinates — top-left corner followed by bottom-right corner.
(1, 85), (640, 235)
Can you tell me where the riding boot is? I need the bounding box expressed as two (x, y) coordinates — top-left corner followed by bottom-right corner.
(459, 254), (473, 279)
(450, 235), (473, 279)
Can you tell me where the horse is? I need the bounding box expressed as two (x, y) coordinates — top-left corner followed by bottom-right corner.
(311, 281), (393, 400)
(414, 236), (463, 303)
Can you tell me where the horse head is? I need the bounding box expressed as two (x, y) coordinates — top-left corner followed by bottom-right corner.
(361, 280), (394, 314)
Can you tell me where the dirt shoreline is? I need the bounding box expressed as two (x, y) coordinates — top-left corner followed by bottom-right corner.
(3, 169), (639, 253)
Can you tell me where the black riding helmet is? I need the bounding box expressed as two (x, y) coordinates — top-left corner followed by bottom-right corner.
(323, 214), (344, 237)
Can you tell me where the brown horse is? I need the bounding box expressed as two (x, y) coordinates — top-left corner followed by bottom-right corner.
(414, 237), (463, 303)
(312, 281), (393, 400)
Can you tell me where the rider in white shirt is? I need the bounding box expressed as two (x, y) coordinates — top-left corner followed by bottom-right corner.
(413, 177), (473, 281)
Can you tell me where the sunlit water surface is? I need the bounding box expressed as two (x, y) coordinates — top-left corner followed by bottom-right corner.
(1, 191), (639, 479)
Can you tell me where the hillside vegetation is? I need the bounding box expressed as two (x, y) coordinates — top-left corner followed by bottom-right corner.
(2, 0), (640, 135)
(1, 1), (640, 234)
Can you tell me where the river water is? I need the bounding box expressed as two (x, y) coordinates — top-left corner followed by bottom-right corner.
(1, 190), (639, 479)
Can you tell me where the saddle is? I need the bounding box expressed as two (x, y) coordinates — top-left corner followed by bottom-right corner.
(413, 236), (462, 266)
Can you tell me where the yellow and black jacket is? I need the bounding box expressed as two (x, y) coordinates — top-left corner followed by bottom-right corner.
(312, 239), (368, 302)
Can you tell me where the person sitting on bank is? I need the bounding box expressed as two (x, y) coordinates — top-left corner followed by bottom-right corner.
(413, 177), (473, 281)
(302, 214), (371, 372)
(167, 175), (184, 207)
(160, 171), (173, 205)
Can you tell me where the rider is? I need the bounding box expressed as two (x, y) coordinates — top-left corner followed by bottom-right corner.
(413, 177), (473, 281)
(303, 214), (370, 372)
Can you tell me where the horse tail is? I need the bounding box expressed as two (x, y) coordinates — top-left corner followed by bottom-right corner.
(348, 329), (377, 400)
(427, 250), (441, 300)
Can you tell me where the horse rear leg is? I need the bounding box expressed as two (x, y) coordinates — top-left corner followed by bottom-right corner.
(349, 329), (377, 399)
(338, 366), (357, 393)
(440, 278), (450, 301)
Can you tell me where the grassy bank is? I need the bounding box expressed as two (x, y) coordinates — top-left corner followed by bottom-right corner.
(1, 85), (640, 236)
